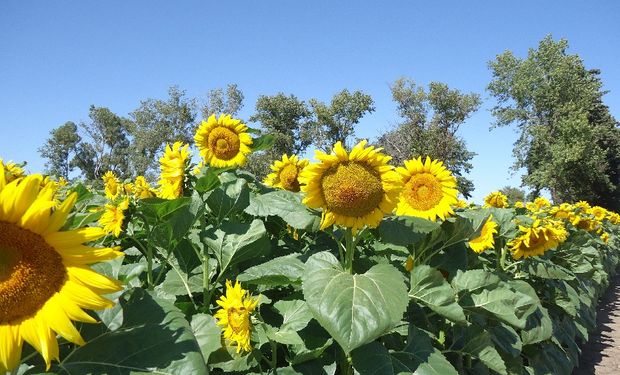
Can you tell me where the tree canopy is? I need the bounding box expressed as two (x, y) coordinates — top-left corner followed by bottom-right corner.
(376, 78), (480, 198)
(488, 35), (620, 210)
(38, 121), (81, 179)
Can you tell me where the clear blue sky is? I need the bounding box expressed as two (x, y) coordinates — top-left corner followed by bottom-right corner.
(1, 1), (619, 203)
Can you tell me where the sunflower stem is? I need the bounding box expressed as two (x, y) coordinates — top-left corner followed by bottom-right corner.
(344, 229), (355, 273)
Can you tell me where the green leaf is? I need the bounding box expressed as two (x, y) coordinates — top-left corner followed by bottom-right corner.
(463, 288), (528, 329)
(206, 176), (250, 221)
(48, 288), (208, 374)
(451, 269), (501, 293)
(251, 134), (275, 151)
(409, 265), (466, 323)
(488, 323), (522, 358)
(191, 314), (222, 362)
(352, 327), (458, 375)
(526, 259), (575, 280)
(237, 253), (305, 286)
(520, 306), (553, 345)
(205, 219), (271, 272)
(302, 252), (408, 354)
(461, 326), (507, 375)
(195, 169), (221, 193)
(245, 190), (320, 230)
(274, 299), (314, 331)
(378, 216), (440, 246)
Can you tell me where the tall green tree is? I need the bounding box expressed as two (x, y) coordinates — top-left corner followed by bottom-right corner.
(38, 121), (81, 179)
(201, 83), (244, 119)
(72, 106), (132, 181)
(246, 93), (313, 179)
(377, 78), (480, 198)
(500, 186), (526, 204)
(487, 36), (620, 209)
(309, 89), (375, 151)
(128, 86), (197, 177)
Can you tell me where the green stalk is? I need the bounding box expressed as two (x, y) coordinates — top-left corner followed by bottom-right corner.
(344, 229), (355, 273)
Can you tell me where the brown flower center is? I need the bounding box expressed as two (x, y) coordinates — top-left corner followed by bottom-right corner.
(208, 127), (241, 160)
(0, 221), (67, 324)
(279, 164), (301, 192)
(321, 162), (384, 217)
(402, 173), (444, 211)
(227, 306), (250, 333)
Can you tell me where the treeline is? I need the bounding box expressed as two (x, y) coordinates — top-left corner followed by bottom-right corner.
(40, 36), (620, 209)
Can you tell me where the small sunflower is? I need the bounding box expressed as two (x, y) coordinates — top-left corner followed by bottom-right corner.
(0, 174), (123, 372)
(214, 280), (259, 354)
(573, 201), (591, 213)
(102, 171), (121, 200)
(99, 198), (130, 237)
(468, 216), (498, 254)
(514, 201), (525, 208)
(453, 199), (469, 209)
(608, 212), (620, 225)
(395, 156), (458, 221)
(264, 154), (309, 192)
(508, 219), (568, 259)
(133, 176), (155, 199)
(0, 159), (25, 183)
(589, 206), (608, 221)
(299, 140), (402, 233)
(483, 191), (508, 208)
(194, 114), (253, 168)
(157, 142), (190, 199)
(533, 197), (551, 210)
(600, 232), (610, 244)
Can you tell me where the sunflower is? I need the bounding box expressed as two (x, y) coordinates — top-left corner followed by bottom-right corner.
(589, 206), (608, 221)
(483, 191), (508, 208)
(468, 216), (498, 254)
(133, 176), (155, 199)
(300, 140), (402, 233)
(508, 219), (568, 259)
(608, 212), (620, 225)
(214, 280), (259, 354)
(99, 198), (130, 237)
(0, 159), (25, 183)
(514, 201), (525, 208)
(0, 174), (123, 372)
(533, 197), (551, 210)
(102, 171), (121, 200)
(264, 154), (309, 192)
(395, 156), (458, 221)
(194, 114), (253, 168)
(600, 232), (610, 244)
(573, 201), (591, 213)
(453, 199), (468, 209)
(157, 142), (190, 199)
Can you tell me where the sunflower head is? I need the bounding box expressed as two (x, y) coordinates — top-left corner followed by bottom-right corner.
(608, 212), (620, 225)
(299, 140), (402, 233)
(508, 219), (568, 259)
(395, 156), (458, 221)
(99, 197), (130, 237)
(468, 216), (498, 254)
(0, 174), (122, 372)
(453, 199), (469, 209)
(589, 206), (608, 221)
(600, 232), (610, 243)
(264, 154), (309, 192)
(194, 114), (253, 168)
(157, 141), (190, 199)
(483, 191), (508, 208)
(533, 197), (551, 210)
(573, 201), (591, 213)
(0, 159), (25, 185)
(133, 176), (155, 199)
(102, 171), (121, 200)
(514, 201), (525, 208)
(214, 280), (259, 354)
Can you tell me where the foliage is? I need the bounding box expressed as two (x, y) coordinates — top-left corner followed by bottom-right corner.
(38, 121), (81, 178)
(309, 89), (375, 151)
(500, 185), (526, 204)
(487, 35), (620, 210)
(376, 78), (480, 198)
(201, 83), (244, 119)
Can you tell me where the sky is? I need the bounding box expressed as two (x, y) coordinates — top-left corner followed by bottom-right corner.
(1, 1), (619, 203)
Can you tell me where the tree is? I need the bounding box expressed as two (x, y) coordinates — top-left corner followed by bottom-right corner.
(71, 106), (132, 182)
(128, 86), (197, 178)
(309, 89), (375, 151)
(201, 84), (244, 119)
(376, 78), (480, 198)
(38, 121), (81, 179)
(500, 186), (526, 204)
(487, 36), (620, 209)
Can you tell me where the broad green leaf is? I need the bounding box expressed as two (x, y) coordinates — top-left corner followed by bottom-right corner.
(488, 323), (522, 358)
(244, 190), (320, 230)
(302, 252), (408, 354)
(520, 306), (553, 345)
(157, 265), (203, 297)
(409, 265), (466, 323)
(237, 253), (305, 286)
(47, 288), (208, 374)
(191, 314), (222, 362)
(195, 169), (221, 193)
(526, 259), (575, 280)
(205, 219), (270, 272)
(463, 288), (527, 329)
(378, 216), (440, 246)
(251, 134), (275, 151)
(460, 326), (507, 375)
(274, 300), (314, 331)
(451, 269), (501, 293)
(206, 176), (250, 220)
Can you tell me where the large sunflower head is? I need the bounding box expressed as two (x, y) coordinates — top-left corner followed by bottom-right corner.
(508, 219), (568, 259)
(0, 174), (123, 372)
(214, 280), (259, 354)
(264, 154), (309, 192)
(395, 156), (458, 221)
(102, 171), (121, 200)
(468, 216), (498, 254)
(157, 141), (190, 199)
(299, 140), (402, 233)
(483, 191), (508, 208)
(194, 114), (253, 168)
(99, 197), (130, 237)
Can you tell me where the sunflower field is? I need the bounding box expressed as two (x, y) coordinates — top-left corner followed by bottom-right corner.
(1, 114), (619, 375)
